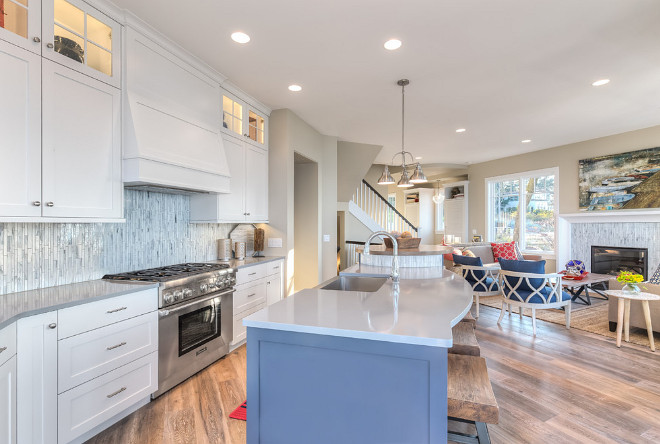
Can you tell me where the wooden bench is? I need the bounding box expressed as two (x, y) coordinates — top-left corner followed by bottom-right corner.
(460, 311), (477, 327)
(447, 354), (499, 444)
(449, 322), (480, 356)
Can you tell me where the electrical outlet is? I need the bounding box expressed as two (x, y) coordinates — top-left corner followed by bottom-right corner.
(268, 238), (283, 248)
(323, 234), (330, 242)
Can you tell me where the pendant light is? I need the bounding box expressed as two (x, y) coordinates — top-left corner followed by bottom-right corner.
(377, 79), (427, 187)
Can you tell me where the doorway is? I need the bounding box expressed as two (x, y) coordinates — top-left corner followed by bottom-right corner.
(294, 152), (319, 292)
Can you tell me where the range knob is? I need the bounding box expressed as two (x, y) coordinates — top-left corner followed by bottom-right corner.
(163, 293), (174, 304)
(209, 281), (218, 289)
(183, 288), (193, 298)
(173, 290), (183, 301)
(200, 283), (208, 292)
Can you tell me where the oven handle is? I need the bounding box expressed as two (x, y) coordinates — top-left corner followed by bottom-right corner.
(159, 289), (232, 318)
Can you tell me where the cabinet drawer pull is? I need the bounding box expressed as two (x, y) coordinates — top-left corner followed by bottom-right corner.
(247, 293), (256, 298)
(106, 342), (127, 351)
(46, 202), (54, 207)
(46, 42), (54, 49)
(106, 387), (126, 398)
(33, 37), (41, 43)
(107, 306), (127, 314)
(48, 323), (57, 329)
(273, 266), (280, 270)
(0, 347), (6, 354)
(248, 272), (257, 276)
(32, 201), (41, 206)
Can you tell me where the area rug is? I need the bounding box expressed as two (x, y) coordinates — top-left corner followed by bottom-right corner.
(229, 401), (247, 421)
(480, 296), (659, 348)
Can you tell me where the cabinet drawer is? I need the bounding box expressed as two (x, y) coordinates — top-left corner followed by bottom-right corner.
(0, 322), (16, 367)
(266, 260), (283, 276)
(236, 264), (266, 285)
(58, 312), (158, 393)
(232, 302), (266, 345)
(58, 352), (157, 444)
(234, 281), (266, 315)
(58, 289), (158, 339)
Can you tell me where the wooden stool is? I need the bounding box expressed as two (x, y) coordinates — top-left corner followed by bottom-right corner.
(460, 311), (477, 328)
(447, 354), (499, 444)
(606, 290), (660, 352)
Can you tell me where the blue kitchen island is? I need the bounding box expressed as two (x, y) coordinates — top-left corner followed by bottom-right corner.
(243, 265), (473, 444)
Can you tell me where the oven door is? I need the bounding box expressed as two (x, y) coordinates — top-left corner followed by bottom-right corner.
(154, 289), (233, 398)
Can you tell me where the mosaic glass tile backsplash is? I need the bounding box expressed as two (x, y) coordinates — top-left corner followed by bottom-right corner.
(571, 222), (660, 276)
(0, 190), (235, 295)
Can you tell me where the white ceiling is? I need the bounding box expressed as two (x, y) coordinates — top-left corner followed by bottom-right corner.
(112, 0), (660, 165)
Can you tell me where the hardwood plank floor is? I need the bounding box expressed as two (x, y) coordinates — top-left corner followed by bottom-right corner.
(87, 305), (660, 443)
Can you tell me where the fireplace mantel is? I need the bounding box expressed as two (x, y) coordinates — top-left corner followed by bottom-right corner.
(559, 210), (660, 223)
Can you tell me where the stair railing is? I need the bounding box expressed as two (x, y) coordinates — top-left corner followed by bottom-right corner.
(352, 180), (418, 236)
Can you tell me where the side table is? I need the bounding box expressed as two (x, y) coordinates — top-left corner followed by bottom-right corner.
(606, 290), (660, 352)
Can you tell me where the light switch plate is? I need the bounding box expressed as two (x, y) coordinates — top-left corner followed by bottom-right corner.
(472, 229), (477, 235)
(268, 238), (283, 248)
(323, 234), (330, 242)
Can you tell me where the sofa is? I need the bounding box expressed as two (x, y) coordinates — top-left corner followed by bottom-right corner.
(608, 279), (660, 334)
(444, 242), (543, 272)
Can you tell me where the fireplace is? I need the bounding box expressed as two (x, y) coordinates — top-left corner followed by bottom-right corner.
(591, 246), (648, 279)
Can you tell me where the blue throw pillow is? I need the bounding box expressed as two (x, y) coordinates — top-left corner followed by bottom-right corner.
(499, 258), (546, 292)
(453, 254), (485, 281)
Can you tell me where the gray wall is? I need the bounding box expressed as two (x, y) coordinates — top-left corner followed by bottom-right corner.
(467, 124), (660, 236)
(0, 190), (234, 295)
(337, 142), (382, 202)
(294, 162), (319, 292)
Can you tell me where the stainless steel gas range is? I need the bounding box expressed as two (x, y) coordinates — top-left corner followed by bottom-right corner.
(103, 263), (235, 398)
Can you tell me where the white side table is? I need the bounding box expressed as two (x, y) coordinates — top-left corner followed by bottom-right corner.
(606, 290), (660, 352)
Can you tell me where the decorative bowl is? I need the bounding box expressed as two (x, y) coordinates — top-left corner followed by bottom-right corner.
(383, 237), (421, 250)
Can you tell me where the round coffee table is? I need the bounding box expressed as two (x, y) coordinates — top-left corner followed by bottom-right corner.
(606, 290), (660, 352)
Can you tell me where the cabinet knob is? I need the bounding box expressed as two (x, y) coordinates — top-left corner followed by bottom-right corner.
(33, 37), (41, 43)
(33, 201), (41, 206)
(246, 212), (250, 216)
(46, 42), (54, 49)
(48, 323), (57, 329)
(46, 202), (54, 207)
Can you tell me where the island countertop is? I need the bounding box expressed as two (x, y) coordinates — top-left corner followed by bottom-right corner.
(244, 266), (472, 347)
(356, 244), (452, 256)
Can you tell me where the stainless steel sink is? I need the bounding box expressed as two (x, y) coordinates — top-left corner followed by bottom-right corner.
(320, 276), (388, 292)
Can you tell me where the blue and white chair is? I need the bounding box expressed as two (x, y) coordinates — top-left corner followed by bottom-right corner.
(453, 254), (500, 319)
(496, 258), (571, 336)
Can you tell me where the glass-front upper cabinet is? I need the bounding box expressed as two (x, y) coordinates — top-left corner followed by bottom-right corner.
(42, 0), (121, 88)
(248, 110), (266, 145)
(222, 94), (244, 137)
(0, 0), (41, 53)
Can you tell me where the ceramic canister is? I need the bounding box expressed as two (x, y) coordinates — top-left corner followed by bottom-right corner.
(235, 241), (246, 260)
(217, 238), (232, 261)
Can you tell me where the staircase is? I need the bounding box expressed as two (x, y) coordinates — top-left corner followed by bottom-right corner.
(351, 180), (418, 235)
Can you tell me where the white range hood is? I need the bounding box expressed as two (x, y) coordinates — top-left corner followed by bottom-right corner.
(122, 27), (230, 194)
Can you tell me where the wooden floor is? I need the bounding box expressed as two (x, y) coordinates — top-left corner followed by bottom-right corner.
(87, 305), (660, 443)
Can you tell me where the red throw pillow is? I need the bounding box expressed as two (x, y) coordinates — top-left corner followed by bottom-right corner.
(491, 241), (519, 262)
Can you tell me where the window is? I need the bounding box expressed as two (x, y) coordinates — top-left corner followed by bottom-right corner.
(222, 96), (243, 136)
(434, 190), (445, 233)
(486, 168), (558, 255)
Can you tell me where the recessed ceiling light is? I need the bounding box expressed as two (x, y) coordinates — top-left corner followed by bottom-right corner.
(592, 79), (610, 86)
(384, 39), (402, 50)
(521, 139), (532, 143)
(456, 128), (466, 133)
(288, 84), (302, 92)
(415, 156), (422, 160)
(231, 32), (250, 44)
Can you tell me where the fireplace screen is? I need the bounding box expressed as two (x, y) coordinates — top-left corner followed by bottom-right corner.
(591, 246), (648, 280)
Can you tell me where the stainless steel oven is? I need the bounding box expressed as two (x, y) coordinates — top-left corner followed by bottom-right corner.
(153, 288), (233, 398)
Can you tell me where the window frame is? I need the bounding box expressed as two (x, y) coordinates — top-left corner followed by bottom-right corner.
(485, 167), (559, 257)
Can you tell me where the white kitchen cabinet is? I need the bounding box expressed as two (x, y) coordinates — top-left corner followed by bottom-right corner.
(40, 59), (122, 219)
(266, 260), (284, 306)
(0, 41), (42, 217)
(443, 181), (469, 242)
(16, 311), (57, 444)
(404, 188), (434, 245)
(0, 0), (41, 54)
(190, 133), (268, 223)
(0, 355), (17, 444)
(221, 91), (269, 149)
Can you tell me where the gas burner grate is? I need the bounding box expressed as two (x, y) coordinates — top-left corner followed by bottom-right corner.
(103, 263), (231, 282)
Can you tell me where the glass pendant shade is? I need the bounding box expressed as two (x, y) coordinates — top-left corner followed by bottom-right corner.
(432, 193), (444, 204)
(378, 165), (395, 185)
(397, 169), (413, 188)
(409, 163), (428, 183)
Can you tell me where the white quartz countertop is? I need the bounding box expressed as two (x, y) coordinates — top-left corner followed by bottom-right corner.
(208, 256), (284, 269)
(0, 280), (158, 330)
(244, 266), (472, 347)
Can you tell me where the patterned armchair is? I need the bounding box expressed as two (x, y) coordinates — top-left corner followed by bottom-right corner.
(496, 259), (572, 336)
(453, 255), (500, 319)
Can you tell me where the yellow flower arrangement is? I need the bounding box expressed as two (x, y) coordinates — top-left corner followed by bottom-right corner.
(616, 271), (644, 284)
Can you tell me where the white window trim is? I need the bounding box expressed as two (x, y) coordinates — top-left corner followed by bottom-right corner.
(434, 191), (445, 234)
(485, 167), (559, 257)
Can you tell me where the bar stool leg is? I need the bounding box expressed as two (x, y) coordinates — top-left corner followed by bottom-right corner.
(642, 300), (656, 352)
(475, 422), (491, 444)
(624, 299), (631, 343)
(616, 298), (624, 348)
